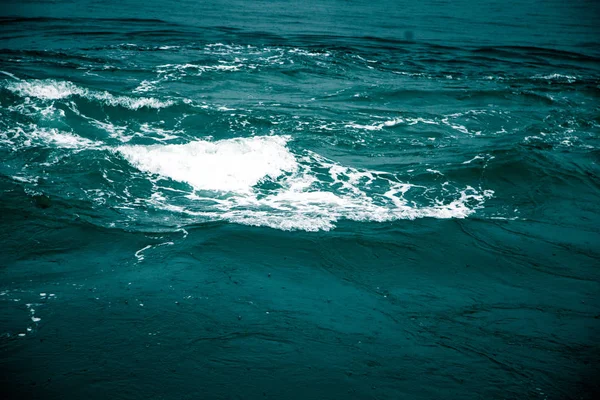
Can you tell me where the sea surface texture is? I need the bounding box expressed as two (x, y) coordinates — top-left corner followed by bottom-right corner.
(1, 0), (599, 399)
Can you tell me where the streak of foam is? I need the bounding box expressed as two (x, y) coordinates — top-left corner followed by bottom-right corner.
(1, 70), (19, 80)
(345, 118), (406, 131)
(134, 44), (341, 90)
(531, 73), (577, 83)
(117, 135), (494, 231)
(5, 79), (174, 109)
(133, 62), (245, 92)
(345, 117), (440, 132)
(1, 124), (103, 151)
(344, 110), (513, 136)
(135, 241), (174, 262)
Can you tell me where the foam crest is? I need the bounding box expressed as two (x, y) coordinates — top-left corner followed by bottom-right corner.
(1, 124), (102, 150)
(117, 135), (297, 193)
(5, 79), (173, 109)
(119, 135), (494, 231)
(345, 118), (427, 131)
(532, 73), (577, 83)
(6, 80), (80, 100)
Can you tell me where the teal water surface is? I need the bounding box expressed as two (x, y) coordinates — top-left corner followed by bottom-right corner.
(1, 1), (600, 399)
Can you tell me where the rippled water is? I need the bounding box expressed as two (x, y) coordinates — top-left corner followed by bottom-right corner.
(1, 1), (600, 399)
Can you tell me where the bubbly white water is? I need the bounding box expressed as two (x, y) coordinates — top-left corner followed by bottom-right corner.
(1, 76), (497, 232)
(1, 124), (102, 151)
(117, 135), (493, 231)
(5, 79), (173, 109)
(118, 135), (297, 193)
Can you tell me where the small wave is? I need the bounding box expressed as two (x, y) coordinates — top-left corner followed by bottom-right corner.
(531, 73), (577, 83)
(344, 118), (404, 131)
(116, 135), (493, 231)
(5, 79), (174, 109)
(1, 124), (102, 151)
(132, 62), (246, 92)
(0, 71), (19, 80)
(157, 63), (242, 73)
(344, 117), (439, 131)
(288, 48), (331, 57)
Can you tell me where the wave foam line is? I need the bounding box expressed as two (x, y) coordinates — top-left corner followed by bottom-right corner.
(117, 135), (494, 231)
(118, 135), (296, 193)
(1, 124), (103, 151)
(5, 79), (173, 109)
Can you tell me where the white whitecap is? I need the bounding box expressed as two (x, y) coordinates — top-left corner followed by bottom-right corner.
(118, 135), (297, 193)
(1, 125), (102, 150)
(118, 135), (494, 231)
(5, 79), (174, 109)
(532, 73), (577, 83)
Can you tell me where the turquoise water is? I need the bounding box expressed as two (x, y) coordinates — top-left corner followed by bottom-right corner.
(1, 1), (599, 398)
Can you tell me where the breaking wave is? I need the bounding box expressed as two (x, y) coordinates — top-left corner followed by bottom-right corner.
(5, 79), (174, 109)
(117, 135), (493, 231)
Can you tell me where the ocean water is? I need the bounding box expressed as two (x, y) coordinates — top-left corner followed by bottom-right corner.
(1, 0), (599, 398)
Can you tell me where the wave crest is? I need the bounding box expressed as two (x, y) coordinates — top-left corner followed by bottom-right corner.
(117, 135), (493, 231)
(5, 79), (174, 109)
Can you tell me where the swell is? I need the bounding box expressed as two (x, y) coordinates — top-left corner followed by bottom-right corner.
(0, 16), (173, 25)
(2, 47), (597, 89)
(0, 33), (598, 233)
(2, 15), (600, 64)
(472, 45), (600, 63)
(1, 114), (596, 233)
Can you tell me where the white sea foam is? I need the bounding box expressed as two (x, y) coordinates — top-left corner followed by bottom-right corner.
(392, 71), (426, 77)
(532, 73), (577, 83)
(37, 128), (100, 149)
(156, 63), (242, 76)
(133, 62), (246, 91)
(462, 155), (485, 164)
(441, 117), (471, 134)
(288, 48), (331, 57)
(118, 135), (297, 193)
(89, 119), (133, 142)
(345, 117), (439, 131)
(11, 175), (39, 184)
(5, 79), (174, 109)
(118, 135), (493, 231)
(7, 79), (79, 100)
(0, 70), (19, 80)
(345, 118), (405, 131)
(1, 125), (102, 150)
(146, 44), (338, 85)
(133, 79), (160, 93)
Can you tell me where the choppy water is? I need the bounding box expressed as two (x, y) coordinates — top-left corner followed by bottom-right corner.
(1, 1), (600, 399)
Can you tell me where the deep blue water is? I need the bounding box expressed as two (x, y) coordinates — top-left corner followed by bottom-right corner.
(1, 1), (600, 399)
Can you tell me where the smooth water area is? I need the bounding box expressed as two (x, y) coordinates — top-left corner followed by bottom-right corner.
(1, 0), (599, 398)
